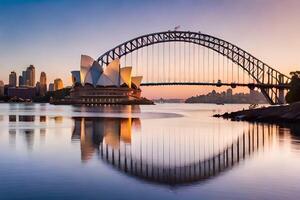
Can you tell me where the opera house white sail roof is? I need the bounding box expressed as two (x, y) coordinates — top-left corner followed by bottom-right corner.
(72, 55), (142, 89)
(120, 67), (132, 88)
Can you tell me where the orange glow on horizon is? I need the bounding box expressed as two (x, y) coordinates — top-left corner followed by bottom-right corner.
(141, 85), (248, 99)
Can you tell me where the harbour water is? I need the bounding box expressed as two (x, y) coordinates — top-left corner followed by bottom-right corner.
(0, 103), (300, 200)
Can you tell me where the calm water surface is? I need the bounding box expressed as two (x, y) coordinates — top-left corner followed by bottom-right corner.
(0, 103), (300, 200)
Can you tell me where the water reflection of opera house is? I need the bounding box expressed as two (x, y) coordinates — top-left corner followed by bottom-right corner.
(72, 117), (141, 161)
(72, 115), (278, 186)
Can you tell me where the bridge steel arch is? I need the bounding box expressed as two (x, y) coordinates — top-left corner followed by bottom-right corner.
(96, 31), (290, 104)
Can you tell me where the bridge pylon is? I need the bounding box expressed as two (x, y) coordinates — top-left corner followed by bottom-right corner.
(278, 74), (285, 104)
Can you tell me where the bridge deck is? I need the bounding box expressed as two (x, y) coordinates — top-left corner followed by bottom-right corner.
(141, 82), (290, 89)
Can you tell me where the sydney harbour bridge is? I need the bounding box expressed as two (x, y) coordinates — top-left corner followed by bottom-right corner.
(96, 31), (290, 105)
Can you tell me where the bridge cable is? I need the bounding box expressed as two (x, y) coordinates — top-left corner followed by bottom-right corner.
(163, 42), (165, 83)
(141, 47), (143, 77)
(184, 42), (186, 82)
(146, 45), (149, 82)
(243, 64), (245, 84)
(218, 52), (220, 82)
(237, 59), (240, 83)
(193, 43), (196, 82)
(244, 63), (247, 84)
(169, 40), (171, 82)
(125, 54), (127, 67)
(131, 49), (133, 67)
(213, 50), (215, 83)
(223, 54), (225, 82)
(174, 42), (176, 82)
(227, 56), (229, 83)
(136, 48), (139, 75)
(179, 42), (182, 82)
(207, 48), (210, 83)
(203, 46), (205, 83)
(232, 59), (234, 83)
(157, 43), (159, 82)
(152, 44), (154, 82)
(198, 43), (200, 82)
(188, 42), (191, 82)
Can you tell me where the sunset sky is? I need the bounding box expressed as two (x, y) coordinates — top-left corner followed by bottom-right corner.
(0, 0), (299, 98)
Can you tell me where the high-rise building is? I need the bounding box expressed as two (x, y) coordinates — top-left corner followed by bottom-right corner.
(49, 83), (54, 92)
(36, 81), (41, 95)
(22, 70), (27, 86)
(9, 71), (17, 87)
(0, 81), (4, 96)
(54, 79), (63, 91)
(26, 65), (35, 87)
(18, 75), (23, 87)
(39, 72), (47, 96)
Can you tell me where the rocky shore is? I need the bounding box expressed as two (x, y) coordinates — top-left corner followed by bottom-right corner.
(214, 102), (300, 123)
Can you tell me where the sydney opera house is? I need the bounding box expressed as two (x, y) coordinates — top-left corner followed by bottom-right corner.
(66, 55), (146, 105)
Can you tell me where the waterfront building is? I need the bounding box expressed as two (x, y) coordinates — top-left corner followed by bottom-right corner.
(67, 55), (143, 105)
(39, 72), (47, 96)
(9, 71), (17, 87)
(7, 87), (36, 100)
(26, 65), (35, 87)
(54, 79), (63, 91)
(21, 71), (27, 86)
(36, 81), (41, 95)
(0, 81), (4, 96)
(18, 76), (23, 87)
(49, 83), (54, 92)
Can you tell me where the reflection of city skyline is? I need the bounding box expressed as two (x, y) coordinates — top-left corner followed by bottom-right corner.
(8, 114), (63, 123)
(7, 114), (49, 150)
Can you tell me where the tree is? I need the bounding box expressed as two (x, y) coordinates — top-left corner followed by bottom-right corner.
(286, 71), (300, 103)
(33, 87), (71, 103)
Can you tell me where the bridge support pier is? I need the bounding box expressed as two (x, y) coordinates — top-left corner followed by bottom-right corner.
(278, 75), (285, 104)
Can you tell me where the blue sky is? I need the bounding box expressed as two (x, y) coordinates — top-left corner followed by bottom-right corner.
(0, 0), (299, 97)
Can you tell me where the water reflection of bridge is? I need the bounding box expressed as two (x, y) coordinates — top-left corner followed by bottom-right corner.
(72, 117), (276, 186)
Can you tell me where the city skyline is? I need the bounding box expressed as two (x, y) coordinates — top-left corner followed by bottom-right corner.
(2, 64), (64, 101)
(1, 0), (300, 98)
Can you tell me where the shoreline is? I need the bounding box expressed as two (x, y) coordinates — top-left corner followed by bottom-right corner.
(0, 97), (155, 105)
(50, 97), (154, 105)
(213, 102), (300, 123)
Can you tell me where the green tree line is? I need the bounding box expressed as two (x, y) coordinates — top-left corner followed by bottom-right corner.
(286, 71), (300, 103)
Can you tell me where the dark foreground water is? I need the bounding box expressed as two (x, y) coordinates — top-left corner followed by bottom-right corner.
(0, 103), (300, 200)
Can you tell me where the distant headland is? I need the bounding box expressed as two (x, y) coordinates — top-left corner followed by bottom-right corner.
(185, 88), (267, 104)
